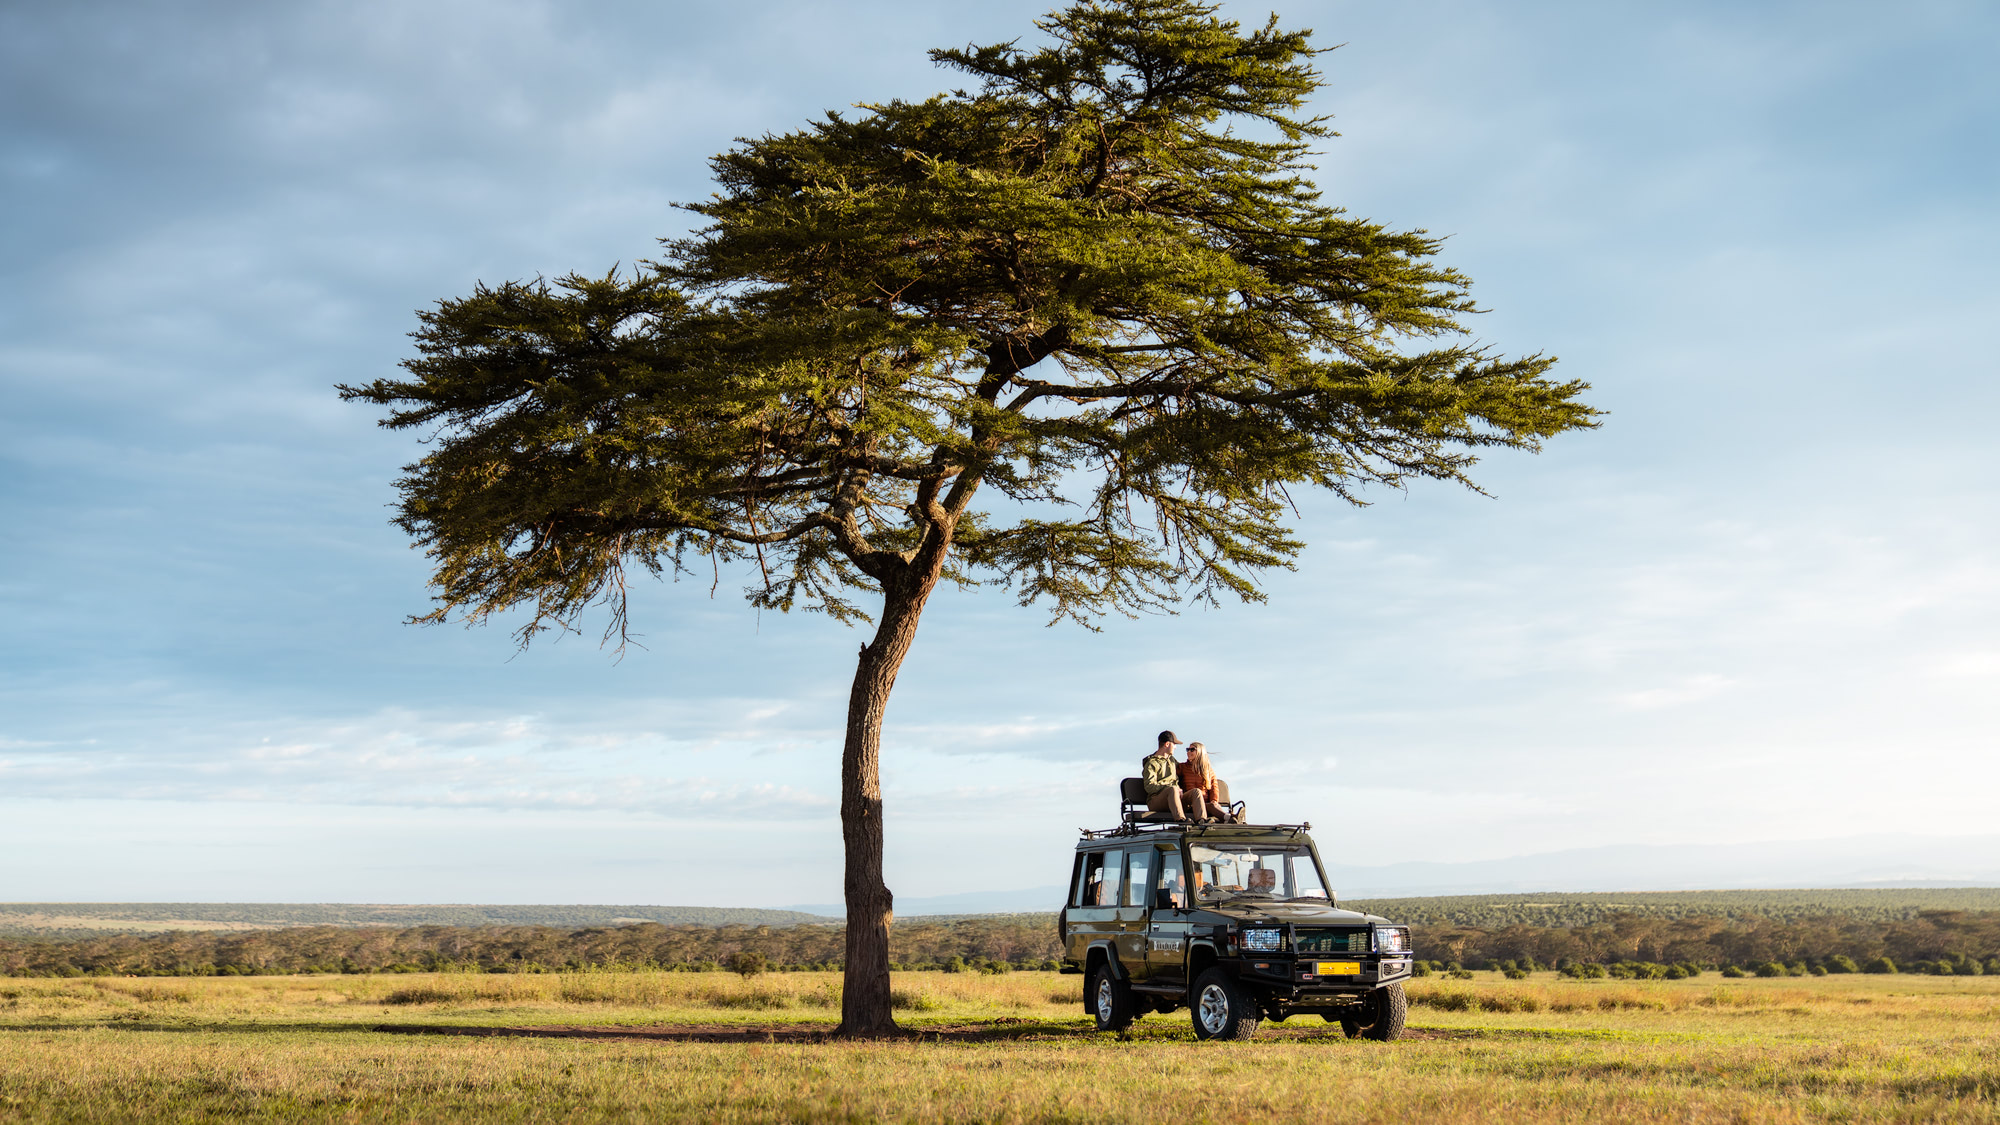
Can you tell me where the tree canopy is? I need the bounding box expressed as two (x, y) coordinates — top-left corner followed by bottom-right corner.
(342, 0), (1599, 1034)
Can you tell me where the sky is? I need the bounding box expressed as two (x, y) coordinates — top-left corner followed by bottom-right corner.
(3, 0), (1997, 908)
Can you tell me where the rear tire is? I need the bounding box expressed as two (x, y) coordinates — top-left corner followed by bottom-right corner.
(1091, 964), (1136, 1032)
(1190, 969), (1261, 1041)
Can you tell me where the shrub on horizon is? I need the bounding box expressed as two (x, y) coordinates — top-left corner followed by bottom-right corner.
(1828, 955), (1859, 974)
(1863, 957), (1897, 974)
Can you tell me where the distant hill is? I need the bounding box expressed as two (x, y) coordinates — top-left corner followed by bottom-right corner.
(0, 903), (828, 937)
(1324, 834), (2000, 898)
(785, 887), (1069, 918)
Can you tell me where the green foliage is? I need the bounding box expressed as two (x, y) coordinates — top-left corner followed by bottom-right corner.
(339, 0), (1595, 645)
(1340, 888), (2000, 929)
(18, 890), (1995, 982)
(0, 903), (825, 938)
(0, 916), (1062, 978)
(727, 950), (767, 978)
(1720, 965), (1747, 978)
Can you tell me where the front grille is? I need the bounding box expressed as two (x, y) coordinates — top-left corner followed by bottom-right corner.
(1293, 928), (1370, 954)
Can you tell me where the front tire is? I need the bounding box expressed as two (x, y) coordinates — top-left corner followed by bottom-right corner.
(1190, 969), (1261, 1041)
(1356, 983), (1407, 1041)
(1091, 964), (1136, 1032)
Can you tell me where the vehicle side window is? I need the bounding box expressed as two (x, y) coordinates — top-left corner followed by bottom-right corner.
(1157, 850), (1187, 909)
(1098, 849), (1125, 906)
(1078, 850), (1124, 907)
(1068, 852), (1089, 908)
(1123, 849), (1153, 908)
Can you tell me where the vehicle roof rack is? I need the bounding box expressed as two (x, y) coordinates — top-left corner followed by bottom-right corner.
(1078, 821), (1313, 840)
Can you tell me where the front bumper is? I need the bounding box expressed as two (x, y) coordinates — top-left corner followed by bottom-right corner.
(1239, 955), (1413, 995)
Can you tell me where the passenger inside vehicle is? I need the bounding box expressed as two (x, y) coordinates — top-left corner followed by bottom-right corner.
(1189, 843), (1327, 902)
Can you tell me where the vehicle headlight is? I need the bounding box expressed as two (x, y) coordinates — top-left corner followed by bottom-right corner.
(1376, 927), (1410, 953)
(1241, 928), (1282, 953)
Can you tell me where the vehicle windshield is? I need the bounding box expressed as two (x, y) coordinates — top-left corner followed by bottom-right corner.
(1186, 844), (1328, 902)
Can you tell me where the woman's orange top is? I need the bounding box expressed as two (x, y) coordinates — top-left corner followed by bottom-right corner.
(1177, 756), (1219, 802)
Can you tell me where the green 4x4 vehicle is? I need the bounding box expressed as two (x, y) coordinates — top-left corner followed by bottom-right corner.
(1060, 821), (1412, 1040)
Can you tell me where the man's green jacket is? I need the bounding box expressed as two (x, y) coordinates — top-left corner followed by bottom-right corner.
(1142, 753), (1177, 796)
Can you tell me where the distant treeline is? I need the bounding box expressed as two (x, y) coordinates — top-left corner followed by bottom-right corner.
(7, 895), (2000, 979)
(0, 903), (826, 937)
(1406, 910), (2000, 973)
(1340, 888), (2000, 928)
(0, 918), (1063, 978)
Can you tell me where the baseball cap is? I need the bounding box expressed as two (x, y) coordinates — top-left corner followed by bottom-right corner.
(1158, 730), (1181, 744)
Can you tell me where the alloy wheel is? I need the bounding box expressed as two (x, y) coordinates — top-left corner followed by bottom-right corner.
(1197, 983), (1231, 1035)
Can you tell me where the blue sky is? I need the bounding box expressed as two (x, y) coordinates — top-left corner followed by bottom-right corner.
(4, 0), (1996, 906)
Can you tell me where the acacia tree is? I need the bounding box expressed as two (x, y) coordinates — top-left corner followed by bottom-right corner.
(342, 0), (1597, 1035)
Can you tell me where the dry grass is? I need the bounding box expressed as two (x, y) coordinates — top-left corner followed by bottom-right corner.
(1, 971), (1996, 1122)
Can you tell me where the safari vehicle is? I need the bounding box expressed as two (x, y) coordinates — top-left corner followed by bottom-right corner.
(1059, 807), (1412, 1041)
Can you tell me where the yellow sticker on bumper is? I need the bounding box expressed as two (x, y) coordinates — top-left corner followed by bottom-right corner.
(1317, 961), (1362, 975)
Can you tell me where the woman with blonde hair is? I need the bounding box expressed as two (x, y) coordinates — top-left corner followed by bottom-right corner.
(1178, 742), (1246, 823)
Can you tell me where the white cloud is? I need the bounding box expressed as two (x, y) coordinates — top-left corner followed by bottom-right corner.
(1616, 674), (1737, 710)
(1933, 652), (2000, 680)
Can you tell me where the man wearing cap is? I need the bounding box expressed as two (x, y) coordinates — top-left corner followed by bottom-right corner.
(1142, 731), (1209, 822)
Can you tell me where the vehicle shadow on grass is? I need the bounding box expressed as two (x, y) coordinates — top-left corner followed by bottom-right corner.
(371, 1020), (1498, 1045)
(1, 1019), (1533, 1044)
(375, 1020), (1089, 1044)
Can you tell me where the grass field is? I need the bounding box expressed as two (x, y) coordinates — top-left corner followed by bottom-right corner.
(2, 970), (1996, 1122)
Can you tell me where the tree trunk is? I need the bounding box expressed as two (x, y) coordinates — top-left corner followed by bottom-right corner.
(835, 567), (942, 1036)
